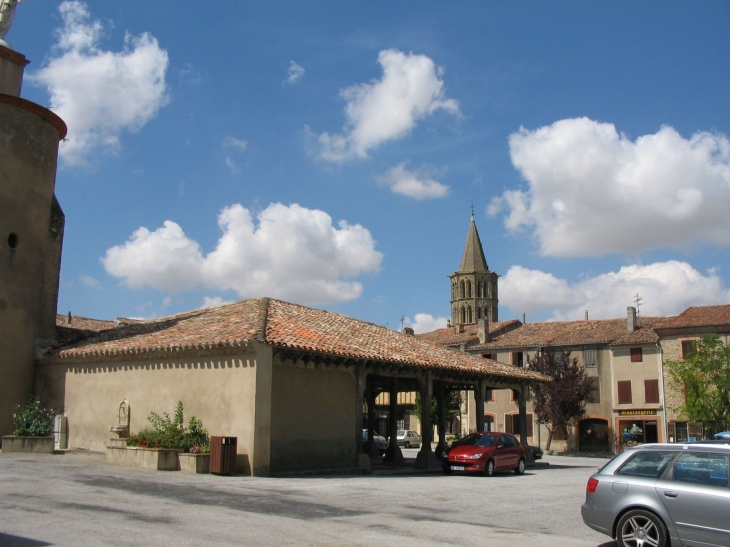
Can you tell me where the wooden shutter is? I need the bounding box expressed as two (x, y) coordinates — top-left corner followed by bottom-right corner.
(630, 348), (643, 362)
(644, 379), (660, 404)
(618, 380), (632, 404)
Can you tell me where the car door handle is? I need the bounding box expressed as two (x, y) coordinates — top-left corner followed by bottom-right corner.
(664, 491), (678, 498)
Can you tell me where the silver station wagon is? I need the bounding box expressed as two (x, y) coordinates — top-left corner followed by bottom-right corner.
(581, 443), (730, 547)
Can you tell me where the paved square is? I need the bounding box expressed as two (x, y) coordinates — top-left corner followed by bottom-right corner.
(0, 451), (615, 546)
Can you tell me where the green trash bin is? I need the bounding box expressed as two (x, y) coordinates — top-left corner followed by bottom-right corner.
(210, 436), (237, 474)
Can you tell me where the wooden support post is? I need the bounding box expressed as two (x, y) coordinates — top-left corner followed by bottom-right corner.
(435, 381), (448, 459)
(414, 371), (440, 471)
(474, 380), (485, 432)
(366, 379), (378, 459)
(353, 367), (371, 473)
(518, 382), (534, 463)
(383, 377), (404, 464)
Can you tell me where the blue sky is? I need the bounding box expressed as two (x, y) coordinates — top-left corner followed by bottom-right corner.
(11, 1), (730, 331)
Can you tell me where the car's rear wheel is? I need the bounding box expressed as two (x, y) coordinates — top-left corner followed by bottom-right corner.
(443, 466), (452, 475)
(514, 458), (525, 475)
(616, 509), (668, 547)
(483, 459), (495, 477)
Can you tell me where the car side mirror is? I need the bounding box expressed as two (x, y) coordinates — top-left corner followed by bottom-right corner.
(497, 444), (505, 449)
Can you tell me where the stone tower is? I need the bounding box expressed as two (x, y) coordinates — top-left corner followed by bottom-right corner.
(0, 36), (67, 440)
(448, 213), (498, 326)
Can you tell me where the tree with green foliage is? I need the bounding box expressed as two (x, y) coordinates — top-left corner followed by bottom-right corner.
(665, 335), (730, 434)
(528, 347), (592, 451)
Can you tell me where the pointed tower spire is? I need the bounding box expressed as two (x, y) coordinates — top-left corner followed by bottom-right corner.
(449, 212), (499, 327)
(459, 211), (489, 272)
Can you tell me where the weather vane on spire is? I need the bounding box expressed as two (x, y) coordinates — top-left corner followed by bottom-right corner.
(470, 199), (474, 218)
(0, 0), (20, 49)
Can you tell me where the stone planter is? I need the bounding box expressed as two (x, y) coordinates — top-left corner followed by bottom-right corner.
(2, 435), (55, 454)
(178, 453), (210, 474)
(106, 446), (181, 470)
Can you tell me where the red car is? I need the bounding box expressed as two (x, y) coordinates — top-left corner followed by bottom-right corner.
(442, 432), (526, 476)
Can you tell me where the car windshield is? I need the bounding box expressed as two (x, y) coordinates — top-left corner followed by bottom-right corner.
(397, 430), (405, 437)
(455, 433), (498, 447)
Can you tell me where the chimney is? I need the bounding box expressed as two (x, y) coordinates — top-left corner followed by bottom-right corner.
(522, 312), (526, 324)
(585, 310), (589, 320)
(478, 318), (490, 344)
(627, 306), (637, 332)
(402, 327), (415, 336)
(66, 311), (72, 325)
(455, 323), (465, 334)
(446, 319), (451, 328)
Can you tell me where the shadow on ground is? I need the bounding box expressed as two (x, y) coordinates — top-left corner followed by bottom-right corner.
(0, 532), (53, 546)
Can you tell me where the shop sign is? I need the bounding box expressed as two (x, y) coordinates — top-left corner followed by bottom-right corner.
(617, 409), (657, 416)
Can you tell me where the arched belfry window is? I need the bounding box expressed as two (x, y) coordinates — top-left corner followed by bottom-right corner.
(461, 307), (466, 324)
(466, 281), (472, 298)
(460, 281), (465, 298)
(467, 306), (473, 323)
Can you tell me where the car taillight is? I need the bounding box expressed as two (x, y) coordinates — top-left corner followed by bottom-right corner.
(586, 477), (599, 493)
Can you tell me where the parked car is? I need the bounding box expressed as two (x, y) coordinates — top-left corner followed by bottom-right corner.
(362, 430), (388, 455)
(396, 430), (421, 448)
(529, 445), (543, 460)
(442, 432), (526, 476)
(581, 443), (730, 547)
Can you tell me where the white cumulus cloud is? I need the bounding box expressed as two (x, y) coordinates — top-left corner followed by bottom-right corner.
(489, 118), (730, 256)
(377, 162), (450, 199)
(500, 261), (730, 321)
(285, 60), (305, 85)
(313, 49), (460, 163)
(405, 313), (449, 334)
(200, 296), (232, 309)
(29, 1), (169, 165)
(102, 203), (383, 306)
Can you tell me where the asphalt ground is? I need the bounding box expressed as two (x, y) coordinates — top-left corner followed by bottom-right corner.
(0, 450), (617, 547)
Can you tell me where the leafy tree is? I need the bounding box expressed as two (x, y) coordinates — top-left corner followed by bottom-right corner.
(528, 347), (592, 451)
(665, 335), (730, 434)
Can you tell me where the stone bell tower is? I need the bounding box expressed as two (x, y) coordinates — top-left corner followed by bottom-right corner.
(0, 5), (67, 440)
(448, 213), (499, 327)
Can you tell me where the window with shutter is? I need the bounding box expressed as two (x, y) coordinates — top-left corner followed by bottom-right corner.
(681, 340), (697, 359)
(584, 348), (597, 367)
(630, 347), (643, 362)
(644, 379), (660, 404)
(618, 380), (632, 404)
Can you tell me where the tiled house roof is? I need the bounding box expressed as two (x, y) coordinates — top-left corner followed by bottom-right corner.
(416, 320), (521, 347)
(42, 298), (548, 383)
(655, 304), (730, 329)
(55, 314), (118, 331)
(474, 318), (635, 350)
(610, 317), (668, 346)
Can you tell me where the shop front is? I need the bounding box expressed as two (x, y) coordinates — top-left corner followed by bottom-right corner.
(615, 410), (662, 449)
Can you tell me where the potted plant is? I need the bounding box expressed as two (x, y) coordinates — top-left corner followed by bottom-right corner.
(109, 402), (211, 472)
(2, 396), (56, 453)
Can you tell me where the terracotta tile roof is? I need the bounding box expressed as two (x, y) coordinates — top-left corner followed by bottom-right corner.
(475, 318), (635, 349)
(655, 304), (730, 330)
(416, 320), (521, 346)
(43, 298), (548, 383)
(610, 317), (669, 346)
(55, 314), (118, 332)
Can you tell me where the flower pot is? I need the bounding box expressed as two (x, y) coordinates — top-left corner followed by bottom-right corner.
(2, 435), (55, 454)
(178, 452), (210, 473)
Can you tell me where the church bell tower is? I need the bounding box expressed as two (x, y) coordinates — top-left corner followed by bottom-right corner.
(448, 213), (498, 326)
